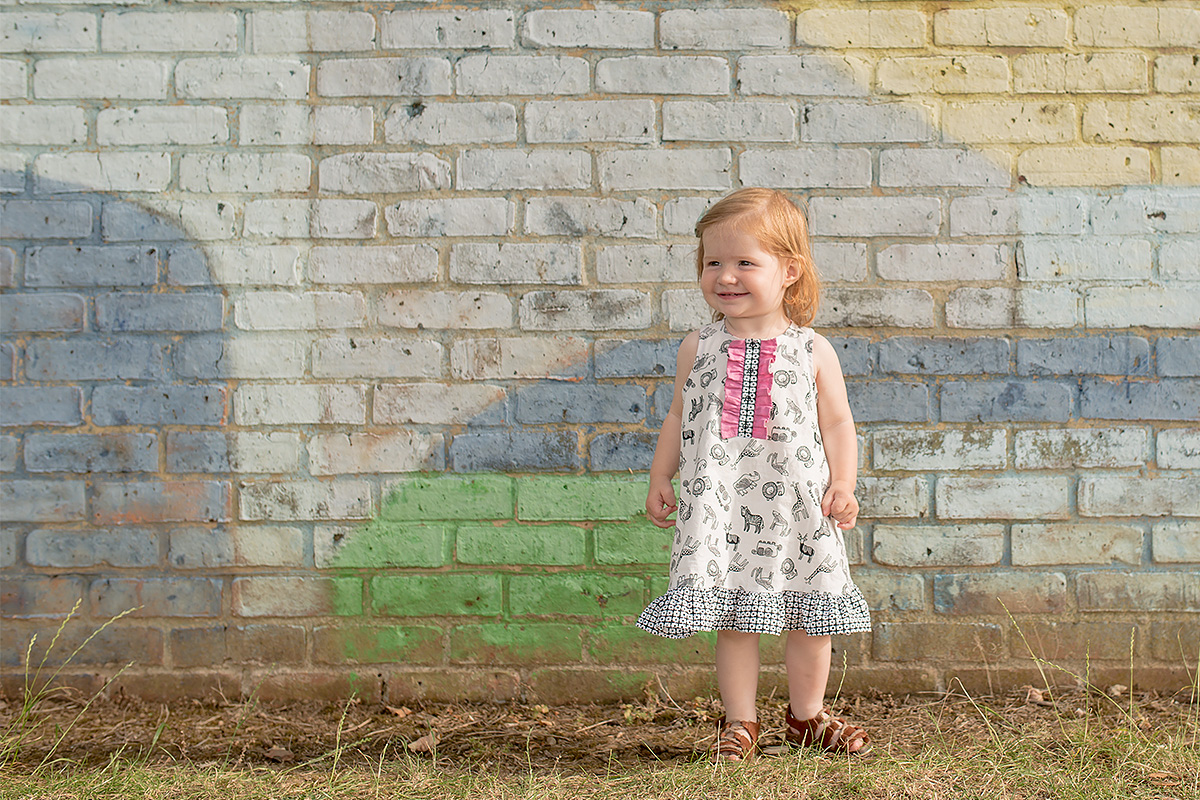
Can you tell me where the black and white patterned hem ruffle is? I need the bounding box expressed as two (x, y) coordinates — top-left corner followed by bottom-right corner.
(636, 586), (872, 639)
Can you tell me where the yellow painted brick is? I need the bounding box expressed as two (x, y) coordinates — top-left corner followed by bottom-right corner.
(1162, 147), (1200, 186)
(1075, 7), (1200, 48)
(1014, 53), (1147, 94)
(1084, 100), (1200, 144)
(943, 102), (1075, 144)
(795, 9), (925, 49)
(1017, 146), (1151, 187)
(877, 56), (1009, 95)
(1156, 56), (1200, 94)
(935, 8), (1069, 47)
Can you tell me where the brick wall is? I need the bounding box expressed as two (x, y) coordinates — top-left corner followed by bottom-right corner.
(1, 1), (1197, 704)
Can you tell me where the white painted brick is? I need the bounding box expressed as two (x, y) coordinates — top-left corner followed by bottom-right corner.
(35, 152), (169, 193)
(243, 198), (375, 240)
(240, 105), (311, 146)
(935, 8), (1069, 47)
(803, 102), (934, 143)
(314, 106), (374, 146)
(1085, 100), (1200, 144)
(880, 148), (1010, 188)
(456, 55), (588, 96)
(200, 245), (301, 286)
(597, 56), (728, 95)
(1018, 147), (1152, 186)
(191, 336), (305, 379)
(597, 245), (694, 283)
(661, 8), (788, 50)
(874, 428), (1007, 471)
(1012, 524), (1143, 566)
(1015, 428), (1149, 469)
(1157, 56), (1200, 93)
(239, 480), (372, 522)
(944, 102), (1075, 145)
(858, 477), (929, 519)
(246, 11), (305, 54)
(1076, 7), (1200, 48)
(381, 10), (514, 49)
(873, 524), (1004, 567)
(451, 336), (589, 380)
(1164, 147), (1200, 186)
(946, 288), (1015, 329)
(181, 153), (310, 193)
(526, 197), (655, 238)
(527, 100), (654, 144)
(458, 149), (589, 191)
(375, 383), (506, 425)
(521, 10), (653, 49)
(795, 10), (925, 48)
(317, 57), (451, 97)
(98, 106), (227, 145)
(249, 11), (376, 53)
(1152, 521), (1200, 564)
(1019, 238), (1151, 281)
(385, 101), (516, 144)
(0, 61), (26, 98)
(1015, 53), (1147, 94)
(35, 58), (168, 99)
(234, 384), (366, 426)
(1016, 287), (1078, 328)
(816, 289), (936, 328)
(738, 55), (869, 97)
(1085, 287), (1200, 329)
(1080, 477), (1199, 517)
(950, 195), (1086, 237)
(664, 101), (794, 142)
(877, 56), (1009, 95)
(2, 13), (96, 53)
(1090, 191), (1200, 236)
(309, 431), (443, 475)
(878, 244), (1008, 282)
(663, 197), (716, 235)
(319, 153), (450, 194)
(378, 290), (511, 330)
(244, 199), (310, 239)
(600, 149), (731, 192)
(937, 476), (1070, 520)
(313, 199), (376, 239)
(814, 243), (868, 283)
(309, 246), (437, 284)
(0, 107), (86, 145)
(450, 243), (581, 285)
(117, 197), (238, 241)
(1161, 240), (1200, 282)
(312, 336), (443, 379)
(102, 12), (235, 53)
(235, 291), (366, 332)
(176, 58), (309, 100)
(519, 289), (651, 331)
(664, 288), (711, 331)
(1, 157), (27, 192)
(386, 198), (512, 238)
(810, 197), (941, 238)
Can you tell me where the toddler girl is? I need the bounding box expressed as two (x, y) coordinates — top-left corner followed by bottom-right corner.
(637, 188), (872, 761)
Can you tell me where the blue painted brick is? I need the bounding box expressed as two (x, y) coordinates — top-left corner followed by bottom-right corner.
(101, 201), (190, 242)
(595, 338), (682, 378)
(0, 293), (85, 332)
(25, 245), (159, 287)
(90, 577), (223, 618)
(26, 528), (159, 568)
(516, 383), (646, 424)
(0, 343), (14, 381)
(0, 436), (16, 471)
(1, 387), (83, 426)
(590, 431), (656, 471)
(1017, 336), (1150, 376)
(828, 337), (871, 376)
(0, 200), (93, 239)
(167, 246), (211, 286)
(96, 293), (223, 332)
(26, 339), (166, 381)
(1081, 378), (1200, 421)
(166, 432), (229, 472)
(1158, 336), (1200, 377)
(0, 247), (14, 287)
(649, 382), (673, 428)
(941, 380), (1073, 422)
(846, 382), (931, 422)
(91, 386), (226, 426)
(878, 337), (1010, 375)
(25, 433), (158, 473)
(450, 430), (580, 472)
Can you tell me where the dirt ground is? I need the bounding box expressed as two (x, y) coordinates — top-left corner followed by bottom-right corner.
(3, 683), (1196, 772)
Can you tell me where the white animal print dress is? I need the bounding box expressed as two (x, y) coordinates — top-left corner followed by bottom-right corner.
(637, 321), (872, 639)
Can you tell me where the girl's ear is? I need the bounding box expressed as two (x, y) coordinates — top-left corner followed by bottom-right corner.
(782, 257), (802, 286)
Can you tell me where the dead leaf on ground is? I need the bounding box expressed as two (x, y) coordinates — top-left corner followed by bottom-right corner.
(408, 733), (437, 753)
(264, 745), (294, 763)
(1147, 772), (1182, 788)
(385, 705), (413, 719)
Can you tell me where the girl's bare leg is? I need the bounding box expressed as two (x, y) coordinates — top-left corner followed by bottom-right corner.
(785, 630), (832, 719)
(716, 630), (761, 721)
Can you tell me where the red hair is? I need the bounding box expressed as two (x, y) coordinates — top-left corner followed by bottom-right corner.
(694, 188), (820, 327)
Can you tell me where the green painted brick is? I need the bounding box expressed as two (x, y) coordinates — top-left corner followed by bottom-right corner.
(327, 521), (447, 568)
(517, 475), (647, 521)
(650, 576), (670, 597)
(457, 522), (586, 565)
(382, 474), (514, 521)
(371, 574), (502, 617)
(449, 623), (583, 665)
(509, 574), (645, 617)
(595, 520), (671, 565)
(588, 624), (716, 665)
(313, 624), (443, 665)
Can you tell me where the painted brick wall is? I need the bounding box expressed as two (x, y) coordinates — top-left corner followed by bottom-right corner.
(1, 0), (1197, 704)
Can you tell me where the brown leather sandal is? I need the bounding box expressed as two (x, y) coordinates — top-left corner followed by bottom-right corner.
(785, 705), (872, 757)
(712, 718), (760, 762)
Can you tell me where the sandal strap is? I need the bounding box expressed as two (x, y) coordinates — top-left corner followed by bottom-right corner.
(713, 719), (760, 760)
(786, 706), (870, 754)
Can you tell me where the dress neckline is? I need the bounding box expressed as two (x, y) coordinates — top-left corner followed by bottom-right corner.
(720, 320), (798, 343)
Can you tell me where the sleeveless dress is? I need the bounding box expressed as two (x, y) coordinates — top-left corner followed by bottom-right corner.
(637, 321), (872, 639)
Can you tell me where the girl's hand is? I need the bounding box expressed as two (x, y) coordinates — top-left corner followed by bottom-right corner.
(821, 482), (859, 530)
(646, 479), (678, 529)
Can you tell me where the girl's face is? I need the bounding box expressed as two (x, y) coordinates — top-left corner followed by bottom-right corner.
(699, 223), (799, 335)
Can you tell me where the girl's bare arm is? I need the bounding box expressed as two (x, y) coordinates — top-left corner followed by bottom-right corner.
(812, 333), (859, 529)
(646, 331), (699, 528)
